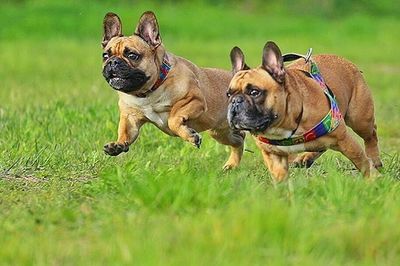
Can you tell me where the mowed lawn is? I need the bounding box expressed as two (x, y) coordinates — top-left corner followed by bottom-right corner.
(0, 1), (399, 265)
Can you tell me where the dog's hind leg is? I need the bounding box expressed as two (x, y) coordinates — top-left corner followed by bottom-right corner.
(333, 129), (378, 177)
(344, 79), (382, 169)
(352, 122), (382, 169)
(209, 128), (245, 170)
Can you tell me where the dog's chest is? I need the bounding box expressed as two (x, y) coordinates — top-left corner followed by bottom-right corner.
(142, 106), (169, 128)
(258, 128), (307, 153)
(120, 94), (172, 129)
(267, 143), (306, 154)
(263, 128), (293, 139)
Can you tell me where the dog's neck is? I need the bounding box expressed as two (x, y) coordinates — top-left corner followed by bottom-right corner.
(261, 69), (316, 141)
(258, 64), (342, 146)
(135, 52), (171, 98)
(275, 74), (305, 134)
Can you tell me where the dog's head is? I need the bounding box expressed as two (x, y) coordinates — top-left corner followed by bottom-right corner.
(101, 11), (164, 95)
(227, 41), (288, 134)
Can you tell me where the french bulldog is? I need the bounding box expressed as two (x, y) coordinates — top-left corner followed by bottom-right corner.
(227, 41), (382, 181)
(101, 11), (244, 170)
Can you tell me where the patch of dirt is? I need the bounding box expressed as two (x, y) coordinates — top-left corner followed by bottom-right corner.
(0, 173), (49, 183)
(1, 173), (94, 183)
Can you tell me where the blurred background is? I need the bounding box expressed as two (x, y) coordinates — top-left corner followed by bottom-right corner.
(1, 0), (398, 94)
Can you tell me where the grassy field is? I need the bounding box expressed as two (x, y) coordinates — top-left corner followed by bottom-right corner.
(1, 0), (399, 265)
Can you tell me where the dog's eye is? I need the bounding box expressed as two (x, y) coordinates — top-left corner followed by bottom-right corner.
(226, 91), (232, 98)
(248, 88), (261, 97)
(102, 53), (109, 60)
(127, 52), (140, 60)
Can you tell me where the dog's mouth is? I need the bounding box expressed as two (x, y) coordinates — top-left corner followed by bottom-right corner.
(104, 72), (150, 93)
(102, 57), (150, 93)
(227, 100), (275, 134)
(108, 77), (127, 89)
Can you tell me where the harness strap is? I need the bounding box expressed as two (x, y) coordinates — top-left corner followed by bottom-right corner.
(286, 105), (303, 139)
(283, 48), (313, 63)
(258, 51), (342, 146)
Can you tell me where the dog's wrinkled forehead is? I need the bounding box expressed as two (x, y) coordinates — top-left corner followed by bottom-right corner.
(230, 68), (277, 92)
(105, 36), (149, 55)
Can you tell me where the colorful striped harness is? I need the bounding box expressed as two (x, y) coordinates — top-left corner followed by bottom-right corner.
(258, 50), (342, 146)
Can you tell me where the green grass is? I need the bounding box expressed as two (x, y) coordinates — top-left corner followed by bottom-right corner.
(1, 1), (399, 265)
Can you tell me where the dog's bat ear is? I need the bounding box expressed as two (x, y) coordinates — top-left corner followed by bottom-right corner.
(230, 46), (250, 74)
(102, 12), (122, 48)
(262, 41), (285, 83)
(134, 11), (162, 49)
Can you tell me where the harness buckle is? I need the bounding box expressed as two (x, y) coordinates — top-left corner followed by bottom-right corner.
(304, 48), (312, 63)
(282, 48), (313, 63)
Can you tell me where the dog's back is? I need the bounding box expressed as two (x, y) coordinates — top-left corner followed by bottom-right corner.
(288, 54), (381, 168)
(174, 55), (233, 126)
(288, 55), (373, 119)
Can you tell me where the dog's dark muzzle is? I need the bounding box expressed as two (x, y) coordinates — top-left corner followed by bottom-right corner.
(227, 95), (245, 124)
(103, 57), (150, 93)
(227, 94), (273, 133)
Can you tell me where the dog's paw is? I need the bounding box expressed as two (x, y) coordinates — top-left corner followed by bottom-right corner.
(222, 162), (238, 171)
(292, 153), (317, 168)
(188, 129), (202, 148)
(293, 158), (314, 168)
(103, 142), (129, 156)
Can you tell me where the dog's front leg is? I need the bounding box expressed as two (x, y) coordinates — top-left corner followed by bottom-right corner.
(261, 149), (289, 182)
(104, 111), (145, 156)
(168, 94), (206, 148)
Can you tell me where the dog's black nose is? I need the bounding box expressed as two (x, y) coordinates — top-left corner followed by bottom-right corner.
(108, 57), (122, 69)
(228, 96), (244, 119)
(232, 95), (244, 105)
